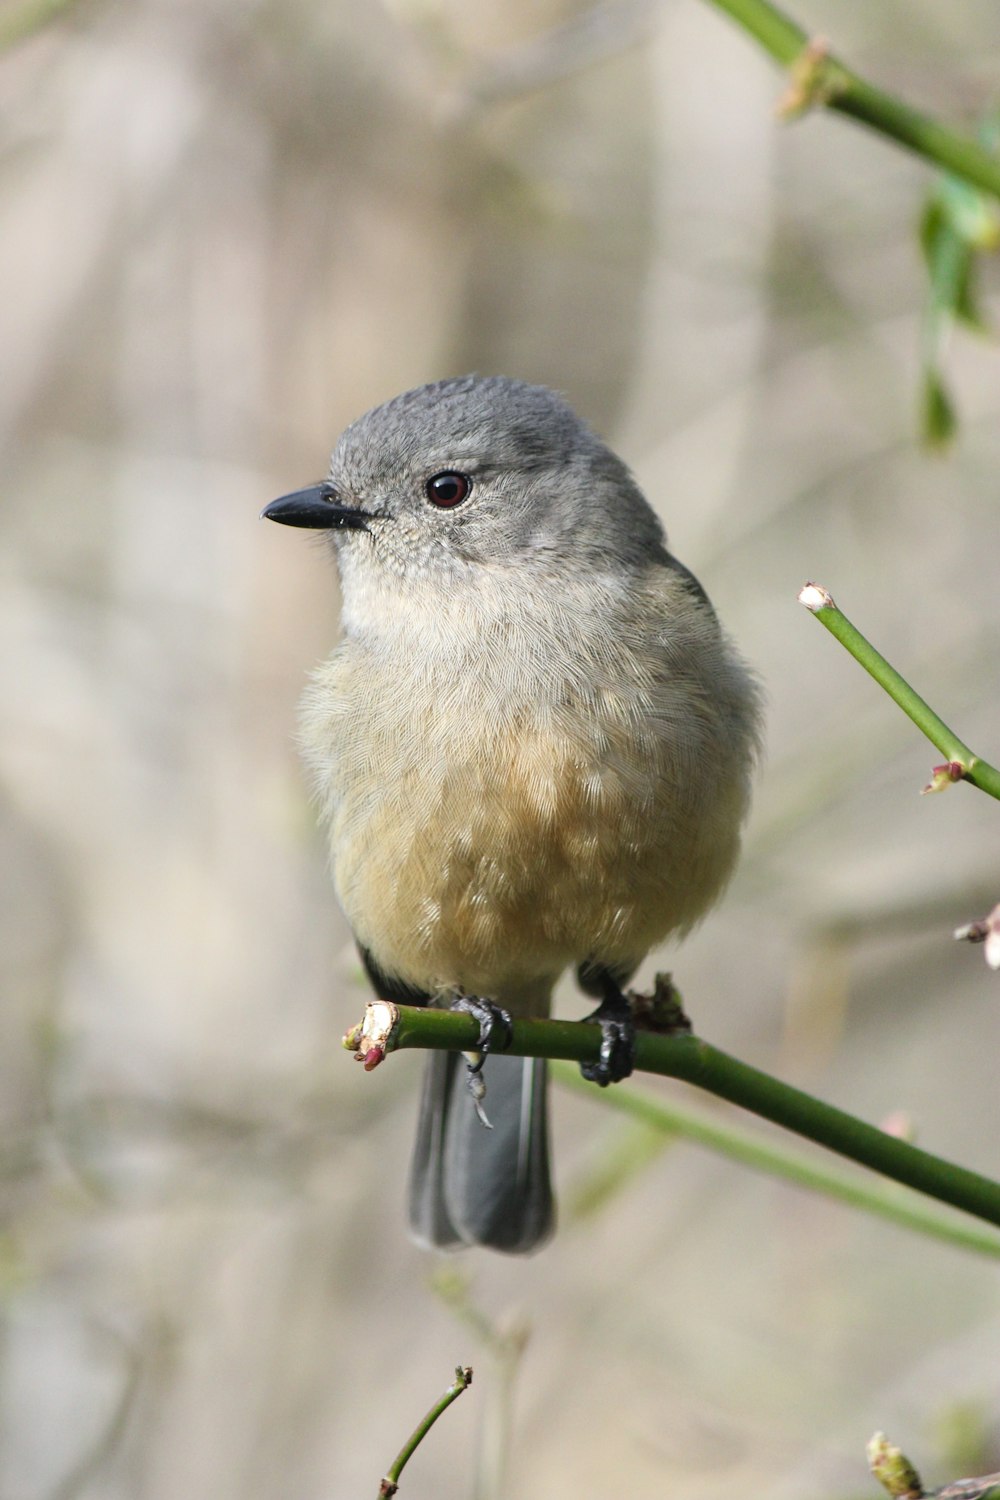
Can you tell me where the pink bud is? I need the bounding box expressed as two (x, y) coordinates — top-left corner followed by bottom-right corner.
(921, 761), (965, 795)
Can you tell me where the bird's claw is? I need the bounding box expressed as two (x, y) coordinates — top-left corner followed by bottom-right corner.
(580, 986), (636, 1087)
(450, 995), (514, 1061)
(449, 995), (514, 1126)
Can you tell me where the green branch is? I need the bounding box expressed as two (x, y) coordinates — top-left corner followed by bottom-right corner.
(553, 1062), (1000, 1262)
(345, 1002), (1000, 1231)
(799, 583), (1000, 800)
(378, 1366), (473, 1499)
(702, 0), (1000, 201)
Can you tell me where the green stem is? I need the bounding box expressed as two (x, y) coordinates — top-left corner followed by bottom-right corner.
(360, 1005), (1000, 1230)
(553, 1062), (1000, 1262)
(699, 0), (806, 62)
(799, 583), (1000, 800)
(380, 1366), (473, 1498)
(430, 1274), (528, 1500)
(702, 0), (1000, 201)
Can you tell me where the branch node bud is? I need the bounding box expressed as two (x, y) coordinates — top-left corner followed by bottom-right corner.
(344, 1001), (399, 1067)
(921, 760), (966, 794)
(867, 1431), (925, 1498)
(798, 580), (836, 612)
(777, 37), (845, 120)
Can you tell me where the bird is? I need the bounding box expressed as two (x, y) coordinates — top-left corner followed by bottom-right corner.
(262, 375), (761, 1253)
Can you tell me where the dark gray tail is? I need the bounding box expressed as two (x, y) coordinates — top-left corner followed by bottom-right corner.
(408, 1051), (554, 1253)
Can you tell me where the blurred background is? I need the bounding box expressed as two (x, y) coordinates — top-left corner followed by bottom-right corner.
(2, 1), (1000, 1496)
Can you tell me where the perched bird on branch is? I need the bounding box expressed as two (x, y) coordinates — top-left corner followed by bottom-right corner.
(264, 376), (761, 1252)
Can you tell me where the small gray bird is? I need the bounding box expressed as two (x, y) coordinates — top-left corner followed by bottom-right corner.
(263, 376), (761, 1253)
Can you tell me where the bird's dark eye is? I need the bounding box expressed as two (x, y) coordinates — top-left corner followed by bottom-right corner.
(425, 471), (471, 508)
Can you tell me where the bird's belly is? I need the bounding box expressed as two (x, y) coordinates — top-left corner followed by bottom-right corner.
(327, 717), (727, 998)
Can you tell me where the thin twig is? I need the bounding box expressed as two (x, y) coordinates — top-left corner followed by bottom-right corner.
(553, 1062), (1000, 1261)
(701, 0), (1000, 201)
(345, 999), (1000, 1231)
(430, 1273), (529, 1500)
(379, 1366), (473, 1499)
(935, 1480), (1000, 1499)
(798, 583), (1000, 800)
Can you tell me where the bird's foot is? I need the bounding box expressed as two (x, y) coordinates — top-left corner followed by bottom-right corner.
(449, 995), (514, 1128)
(580, 982), (636, 1087)
(450, 995), (514, 1062)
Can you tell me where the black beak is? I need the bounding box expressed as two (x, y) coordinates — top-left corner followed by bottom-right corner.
(261, 483), (373, 531)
